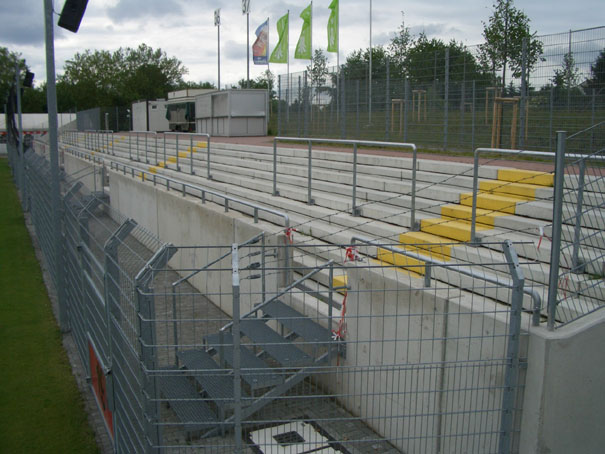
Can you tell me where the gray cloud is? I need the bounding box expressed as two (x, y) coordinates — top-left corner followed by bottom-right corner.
(106, 0), (185, 23)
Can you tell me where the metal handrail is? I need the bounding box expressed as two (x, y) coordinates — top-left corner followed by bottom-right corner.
(163, 132), (212, 178)
(104, 157), (290, 229)
(273, 137), (419, 229)
(351, 235), (542, 326)
(470, 146), (605, 243)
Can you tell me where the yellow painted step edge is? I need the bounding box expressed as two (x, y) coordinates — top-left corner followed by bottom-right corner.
(497, 169), (553, 187)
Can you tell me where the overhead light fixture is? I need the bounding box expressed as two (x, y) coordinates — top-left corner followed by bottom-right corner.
(58, 0), (89, 33)
(23, 71), (35, 88)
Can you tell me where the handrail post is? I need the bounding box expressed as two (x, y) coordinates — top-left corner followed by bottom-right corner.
(176, 134), (180, 171)
(352, 143), (359, 216)
(470, 148), (480, 244)
(190, 135), (194, 175)
(145, 132), (148, 163)
(547, 131), (567, 330)
(128, 133), (132, 160)
(207, 134), (212, 179)
(410, 145), (419, 230)
(136, 133), (140, 161)
(163, 133), (166, 165)
(155, 133), (158, 165)
(307, 140), (314, 205)
(272, 139), (279, 196)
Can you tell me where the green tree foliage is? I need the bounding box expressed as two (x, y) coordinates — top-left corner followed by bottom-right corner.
(388, 12), (414, 71)
(478, 0), (543, 88)
(307, 49), (329, 87)
(587, 48), (605, 91)
(178, 80), (217, 90)
(0, 47), (30, 111)
(341, 46), (394, 81)
(405, 34), (489, 86)
(59, 44), (187, 110)
(237, 69), (275, 98)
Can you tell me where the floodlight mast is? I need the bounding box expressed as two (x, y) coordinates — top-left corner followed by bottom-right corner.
(44, 0), (68, 330)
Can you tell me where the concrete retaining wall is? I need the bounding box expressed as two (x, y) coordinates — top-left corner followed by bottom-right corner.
(338, 264), (531, 454)
(108, 168), (287, 318)
(63, 152), (104, 193)
(520, 310), (605, 453)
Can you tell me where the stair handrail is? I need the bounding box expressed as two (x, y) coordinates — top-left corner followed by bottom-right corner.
(219, 259), (335, 333)
(470, 146), (605, 243)
(351, 236), (542, 326)
(273, 137), (419, 229)
(163, 132), (212, 178)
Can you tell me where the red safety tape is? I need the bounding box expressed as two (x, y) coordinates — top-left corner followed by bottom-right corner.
(332, 291), (348, 365)
(285, 227), (297, 244)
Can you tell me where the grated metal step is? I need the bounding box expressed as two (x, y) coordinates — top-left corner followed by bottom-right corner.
(262, 300), (332, 345)
(177, 350), (249, 409)
(239, 319), (312, 367)
(157, 370), (218, 437)
(205, 332), (284, 390)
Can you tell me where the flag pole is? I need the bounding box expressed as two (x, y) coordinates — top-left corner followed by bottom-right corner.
(247, 9), (250, 88)
(369, 0), (372, 123)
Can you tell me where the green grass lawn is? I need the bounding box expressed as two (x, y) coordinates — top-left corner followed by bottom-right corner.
(0, 158), (99, 453)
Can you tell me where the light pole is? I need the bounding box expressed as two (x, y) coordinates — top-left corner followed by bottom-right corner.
(369, 0), (372, 124)
(44, 0), (68, 330)
(215, 9), (221, 90)
(242, 0), (251, 88)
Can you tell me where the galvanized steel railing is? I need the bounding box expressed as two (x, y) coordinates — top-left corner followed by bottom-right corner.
(273, 137), (419, 229)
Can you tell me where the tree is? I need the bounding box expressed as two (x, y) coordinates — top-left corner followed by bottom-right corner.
(307, 49), (329, 87)
(0, 47), (30, 111)
(178, 80), (216, 90)
(341, 46), (394, 81)
(551, 51), (581, 102)
(478, 0), (543, 90)
(59, 44), (188, 110)
(388, 12), (414, 72)
(405, 34), (489, 86)
(587, 48), (605, 92)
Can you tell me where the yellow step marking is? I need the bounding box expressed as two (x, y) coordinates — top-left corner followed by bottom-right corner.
(157, 162), (166, 168)
(178, 151), (189, 158)
(421, 218), (490, 242)
(497, 169), (553, 187)
(148, 166), (158, 174)
(332, 275), (348, 294)
(441, 204), (507, 227)
(196, 141), (207, 148)
(377, 247), (426, 275)
(167, 156), (177, 163)
(399, 231), (457, 259)
(479, 180), (538, 199)
(459, 192), (527, 214)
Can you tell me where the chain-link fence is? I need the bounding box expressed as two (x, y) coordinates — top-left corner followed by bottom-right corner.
(276, 26), (605, 152)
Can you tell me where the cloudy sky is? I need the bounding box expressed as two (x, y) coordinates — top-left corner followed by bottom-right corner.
(1, 0), (603, 88)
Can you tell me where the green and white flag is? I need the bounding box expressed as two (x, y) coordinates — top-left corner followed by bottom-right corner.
(294, 3), (312, 60)
(269, 12), (289, 64)
(327, 0), (338, 53)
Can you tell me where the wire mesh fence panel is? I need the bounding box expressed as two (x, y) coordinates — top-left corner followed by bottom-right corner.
(550, 123), (605, 327)
(276, 27), (605, 152)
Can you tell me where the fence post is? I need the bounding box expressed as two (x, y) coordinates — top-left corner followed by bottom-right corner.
(135, 244), (176, 453)
(443, 48), (449, 151)
(471, 80), (476, 152)
(304, 71), (309, 137)
(498, 240), (525, 454)
(385, 58), (390, 140)
(519, 37), (528, 149)
(277, 75), (282, 137)
(404, 78), (409, 142)
(352, 143), (359, 216)
(231, 244), (243, 453)
(356, 79), (360, 139)
(340, 71), (346, 139)
(547, 131), (567, 330)
(549, 87), (554, 152)
(307, 140), (314, 205)
(298, 76), (302, 137)
(571, 158), (586, 273)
